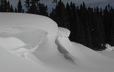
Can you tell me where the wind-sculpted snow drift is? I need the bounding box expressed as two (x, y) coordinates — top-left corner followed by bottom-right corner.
(0, 13), (114, 72)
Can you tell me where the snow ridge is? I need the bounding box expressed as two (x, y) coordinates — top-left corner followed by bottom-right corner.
(55, 27), (76, 64)
(55, 37), (75, 64)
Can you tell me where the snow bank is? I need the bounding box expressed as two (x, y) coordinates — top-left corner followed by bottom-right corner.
(0, 13), (114, 72)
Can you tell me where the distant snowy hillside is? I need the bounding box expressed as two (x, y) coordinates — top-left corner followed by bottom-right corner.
(0, 13), (114, 72)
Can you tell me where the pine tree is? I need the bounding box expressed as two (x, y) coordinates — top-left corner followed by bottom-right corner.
(0, 0), (3, 6)
(65, 3), (71, 29)
(110, 12), (114, 45)
(28, 0), (40, 14)
(10, 5), (14, 12)
(0, 0), (10, 12)
(17, 0), (23, 12)
(6, 1), (10, 12)
(38, 3), (48, 16)
(15, 8), (17, 12)
(50, 0), (67, 27)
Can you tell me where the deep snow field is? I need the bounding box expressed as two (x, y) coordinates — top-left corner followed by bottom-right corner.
(0, 13), (114, 72)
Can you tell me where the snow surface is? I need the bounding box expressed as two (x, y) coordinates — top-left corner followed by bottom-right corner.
(0, 13), (114, 72)
(0, 37), (26, 50)
(105, 44), (114, 51)
(98, 44), (114, 59)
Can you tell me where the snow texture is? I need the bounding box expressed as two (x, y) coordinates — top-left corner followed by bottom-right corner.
(0, 13), (114, 72)
(105, 43), (114, 51)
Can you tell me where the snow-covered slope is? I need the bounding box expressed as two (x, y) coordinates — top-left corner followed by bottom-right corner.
(0, 13), (114, 72)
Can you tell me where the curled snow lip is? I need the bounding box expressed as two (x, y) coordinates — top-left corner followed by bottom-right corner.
(58, 27), (71, 37)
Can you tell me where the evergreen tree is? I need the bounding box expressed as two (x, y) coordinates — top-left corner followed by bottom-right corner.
(65, 3), (71, 29)
(6, 1), (10, 12)
(28, 0), (40, 14)
(17, 0), (23, 12)
(38, 3), (48, 16)
(15, 8), (17, 12)
(50, 0), (67, 27)
(103, 6), (111, 44)
(25, 0), (48, 15)
(69, 2), (77, 42)
(10, 5), (14, 12)
(0, 0), (10, 12)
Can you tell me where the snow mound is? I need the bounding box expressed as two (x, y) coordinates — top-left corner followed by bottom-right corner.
(0, 13), (114, 72)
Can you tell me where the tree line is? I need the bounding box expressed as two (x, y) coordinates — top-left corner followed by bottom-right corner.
(0, 0), (114, 51)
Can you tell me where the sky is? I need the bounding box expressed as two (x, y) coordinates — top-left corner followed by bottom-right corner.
(8, 0), (109, 7)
